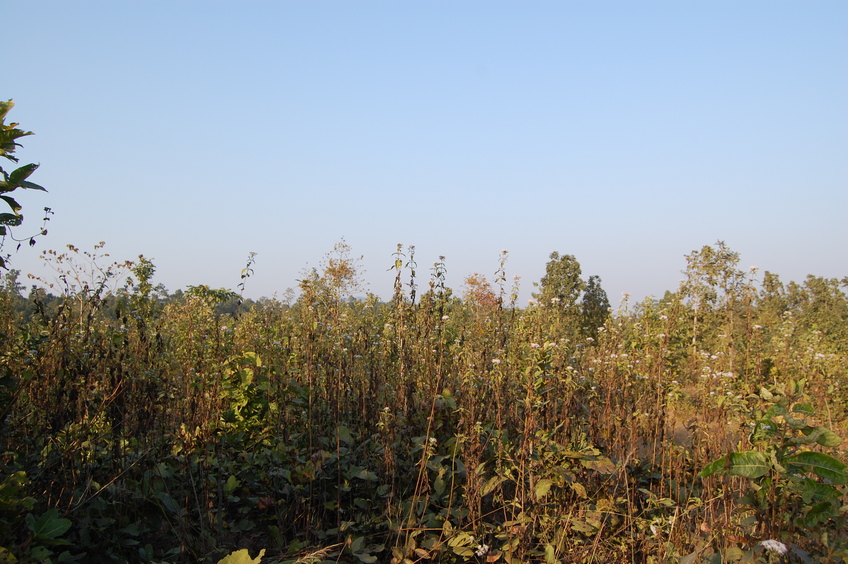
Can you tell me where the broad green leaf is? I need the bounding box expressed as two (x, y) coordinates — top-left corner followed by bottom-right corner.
(28, 546), (51, 561)
(700, 456), (728, 478)
(447, 532), (474, 548)
(795, 477), (840, 504)
(338, 425), (354, 445)
(28, 509), (72, 540)
(155, 492), (180, 514)
(534, 478), (553, 500)
(8, 163), (38, 185)
(793, 403), (816, 416)
(433, 476), (446, 497)
(785, 451), (847, 484)
(727, 451), (771, 478)
(723, 546), (744, 561)
(243, 351), (261, 367)
(702, 452), (771, 479)
(452, 546), (475, 557)
(354, 469), (378, 481)
(217, 548), (265, 564)
(224, 475), (240, 497)
(801, 500), (837, 527)
(119, 523), (140, 536)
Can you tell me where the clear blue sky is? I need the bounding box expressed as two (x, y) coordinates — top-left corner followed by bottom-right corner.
(5, 1), (847, 305)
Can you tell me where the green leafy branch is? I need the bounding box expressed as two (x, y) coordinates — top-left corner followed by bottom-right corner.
(0, 100), (48, 267)
(700, 380), (848, 557)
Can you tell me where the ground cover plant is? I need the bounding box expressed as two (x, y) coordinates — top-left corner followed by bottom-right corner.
(0, 239), (846, 564)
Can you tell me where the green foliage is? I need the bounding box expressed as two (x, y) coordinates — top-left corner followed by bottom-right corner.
(700, 380), (848, 560)
(0, 100), (48, 268)
(580, 274), (610, 340)
(534, 251), (584, 310)
(0, 240), (846, 562)
(185, 284), (239, 305)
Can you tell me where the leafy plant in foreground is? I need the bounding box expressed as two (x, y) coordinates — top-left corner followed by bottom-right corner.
(699, 379), (848, 562)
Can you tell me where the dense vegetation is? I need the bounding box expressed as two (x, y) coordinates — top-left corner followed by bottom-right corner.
(0, 239), (846, 564)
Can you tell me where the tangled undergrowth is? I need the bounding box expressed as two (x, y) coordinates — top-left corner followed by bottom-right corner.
(0, 242), (846, 563)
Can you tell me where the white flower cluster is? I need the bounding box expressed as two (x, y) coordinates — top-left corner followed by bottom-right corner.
(760, 539), (787, 555)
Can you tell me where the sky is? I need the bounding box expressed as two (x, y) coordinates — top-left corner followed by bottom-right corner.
(4, 1), (847, 306)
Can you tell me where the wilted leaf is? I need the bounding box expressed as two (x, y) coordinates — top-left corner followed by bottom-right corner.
(544, 543), (556, 563)
(534, 478), (553, 500)
(808, 426), (842, 448)
(581, 456), (616, 474)
(570, 518), (597, 534)
(570, 481), (588, 499)
(481, 475), (504, 496)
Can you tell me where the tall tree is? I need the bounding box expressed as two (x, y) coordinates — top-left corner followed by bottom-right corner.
(533, 252), (585, 339)
(534, 251), (584, 311)
(580, 275), (611, 340)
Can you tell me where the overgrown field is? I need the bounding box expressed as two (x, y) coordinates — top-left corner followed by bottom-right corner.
(1, 242), (846, 564)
